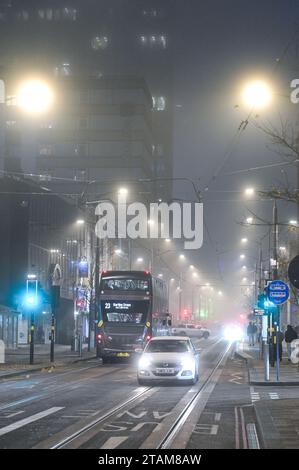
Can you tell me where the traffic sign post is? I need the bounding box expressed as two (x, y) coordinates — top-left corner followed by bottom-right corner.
(266, 280), (290, 382)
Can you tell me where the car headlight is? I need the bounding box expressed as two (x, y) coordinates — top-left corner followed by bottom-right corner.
(181, 357), (195, 370)
(138, 356), (151, 369)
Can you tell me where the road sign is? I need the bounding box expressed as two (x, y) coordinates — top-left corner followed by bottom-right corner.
(288, 255), (299, 289)
(267, 280), (289, 305)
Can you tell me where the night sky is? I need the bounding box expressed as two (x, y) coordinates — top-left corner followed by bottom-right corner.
(173, 0), (299, 310)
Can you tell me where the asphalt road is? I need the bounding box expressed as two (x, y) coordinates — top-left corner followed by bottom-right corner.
(0, 336), (233, 449)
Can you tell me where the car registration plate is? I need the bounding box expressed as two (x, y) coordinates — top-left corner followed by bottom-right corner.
(155, 368), (175, 375)
(116, 352), (130, 357)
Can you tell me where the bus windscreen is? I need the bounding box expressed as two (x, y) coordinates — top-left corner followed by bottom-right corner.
(101, 278), (150, 292)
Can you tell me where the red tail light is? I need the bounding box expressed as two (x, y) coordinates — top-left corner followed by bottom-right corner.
(146, 335), (151, 341)
(97, 333), (102, 343)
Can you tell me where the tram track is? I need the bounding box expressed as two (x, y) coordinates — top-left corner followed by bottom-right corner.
(45, 339), (231, 449)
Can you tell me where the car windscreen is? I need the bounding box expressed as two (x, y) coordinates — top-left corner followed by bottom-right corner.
(101, 300), (149, 324)
(101, 278), (150, 292)
(145, 340), (191, 353)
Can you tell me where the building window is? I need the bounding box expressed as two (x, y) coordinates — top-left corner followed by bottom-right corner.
(62, 7), (77, 21)
(79, 91), (89, 104)
(16, 10), (29, 21)
(152, 96), (166, 111)
(139, 34), (167, 49)
(74, 169), (87, 181)
(39, 145), (53, 156)
(79, 117), (88, 129)
(91, 35), (109, 51)
(142, 8), (159, 17)
(74, 143), (88, 157)
(54, 63), (71, 76)
(6, 121), (17, 127)
(39, 122), (53, 129)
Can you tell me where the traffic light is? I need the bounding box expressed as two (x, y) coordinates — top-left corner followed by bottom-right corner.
(23, 276), (39, 309)
(257, 292), (276, 315)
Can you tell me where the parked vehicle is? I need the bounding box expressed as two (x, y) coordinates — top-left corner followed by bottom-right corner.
(171, 323), (210, 339)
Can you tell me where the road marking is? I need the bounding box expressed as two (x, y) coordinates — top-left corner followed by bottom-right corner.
(0, 395), (42, 411)
(193, 424), (219, 435)
(0, 407), (64, 436)
(234, 407), (240, 449)
(153, 411), (172, 420)
(117, 410), (147, 419)
(100, 436), (129, 449)
(269, 392), (279, 400)
(239, 408), (248, 449)
(4, 411), (25, 419)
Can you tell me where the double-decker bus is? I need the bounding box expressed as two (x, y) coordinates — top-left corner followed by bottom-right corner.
(97, 271), (171, 362)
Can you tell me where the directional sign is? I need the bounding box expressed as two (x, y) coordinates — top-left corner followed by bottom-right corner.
(267, 280), (289, 305)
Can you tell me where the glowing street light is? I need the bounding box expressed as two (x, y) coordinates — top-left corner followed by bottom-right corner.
(244, 187), (255, 197)
(165, 238), (171, 243)
(241, 238), (248, 244)
(17, 79), (54, 114)
(179, 254), (186, 260)
(242, 80), (272, 109)
(118, 187), (128, 196)
(76, 219), (85, 225)
(289, 220), (297, 225)
(246, 217), (253, 224)
(136, 257), (144, 263)
(114, 249), (122, 255)
(240, 254), (246, 260)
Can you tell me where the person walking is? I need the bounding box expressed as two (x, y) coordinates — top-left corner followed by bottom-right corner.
(247, 322), (256, 346)
(284, 325), (298, 362)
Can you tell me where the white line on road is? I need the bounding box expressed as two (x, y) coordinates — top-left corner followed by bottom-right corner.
(0, 407), (64, 437)
(100, 436), (129, 449)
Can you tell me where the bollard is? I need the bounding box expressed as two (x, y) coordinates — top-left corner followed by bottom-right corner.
(0, 340), (5, 364)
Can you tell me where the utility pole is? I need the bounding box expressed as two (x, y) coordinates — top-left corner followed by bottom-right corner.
(272, 200), (280, 381)
(94, 233), (100, 350)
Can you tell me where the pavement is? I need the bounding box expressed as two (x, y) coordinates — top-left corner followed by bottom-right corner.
(236, 341), (299, 385)
(236, 340), (299, 449)
(0, 344), (97, 379)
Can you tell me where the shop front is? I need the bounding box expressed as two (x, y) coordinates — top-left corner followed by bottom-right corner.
(0, 305), (19, 348)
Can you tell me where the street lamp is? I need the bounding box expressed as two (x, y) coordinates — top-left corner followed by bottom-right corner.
(241, 238), (248, 244)
(76, 219), (85, 225)
(244, 187), (255, 197)
(240, 254), (246, 260)
(242, 80), (272, 109)
(246, 217), (253, 224)
(17, 79), (54, 114)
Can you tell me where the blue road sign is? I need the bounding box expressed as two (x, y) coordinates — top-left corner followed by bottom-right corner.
(267, 280), (289, 305)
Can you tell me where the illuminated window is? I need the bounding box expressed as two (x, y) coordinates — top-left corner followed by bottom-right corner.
(140, 34), (167, 49)
(62, 7), (77, 21)
(39, 145), (53, 156)
(46, 8), (53, 21)
(91, 35), (109, 50)
(54, 63), (71, 76)
(152, 96), (166, 111)
(74, 143), (88, 157)
(17, 10), (29, 21)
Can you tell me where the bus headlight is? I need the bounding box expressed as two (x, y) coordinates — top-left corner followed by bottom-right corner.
(138, 356), (151, 369)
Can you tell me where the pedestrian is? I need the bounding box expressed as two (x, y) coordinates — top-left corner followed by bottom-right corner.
(284, 325), (298, 362)
(247, 321), (256, 346)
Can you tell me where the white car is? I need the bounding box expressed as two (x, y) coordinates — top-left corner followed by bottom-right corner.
(137, 336), (199, 385)
(171, 323), (210, 339)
